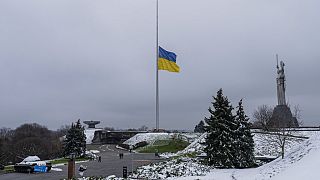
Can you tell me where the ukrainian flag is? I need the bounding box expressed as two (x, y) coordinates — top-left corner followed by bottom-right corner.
(158, 46), (180, 73)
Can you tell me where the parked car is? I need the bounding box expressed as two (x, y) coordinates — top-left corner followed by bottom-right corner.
(14, 156), (51, 173)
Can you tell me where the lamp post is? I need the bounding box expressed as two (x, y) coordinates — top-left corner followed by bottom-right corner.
(68, 153), (76, 180)
(129, 145), (133, 174)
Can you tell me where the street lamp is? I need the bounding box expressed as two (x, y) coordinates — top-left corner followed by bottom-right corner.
(129, 145), (133, 175)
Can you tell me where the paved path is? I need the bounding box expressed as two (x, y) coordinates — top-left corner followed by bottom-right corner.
(0, 145), (162, 180)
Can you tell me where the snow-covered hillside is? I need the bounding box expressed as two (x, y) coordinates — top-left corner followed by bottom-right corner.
(123, 131), (312, 157)
(125, 131), (319, 179)
(130, 157), (210, 179)
(123, 133), (172, 146)
(84, 129), (101, 144)
(174, 131), (314, 158)
(175, 131), (320, 180)
(123, 133), (201, 146)
(77, 131), (320, 180)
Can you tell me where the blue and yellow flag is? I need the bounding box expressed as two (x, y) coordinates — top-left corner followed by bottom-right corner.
(158, 46), (180, 73)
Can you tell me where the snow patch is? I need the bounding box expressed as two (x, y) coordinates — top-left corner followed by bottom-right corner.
(89, 150), (100, 154)
(51, 168), (63, 172)
(84, 129), (101, 144)
(22, 156), (40, 162)
(123, 133), (172, 146)
(130, 157), (210, 179)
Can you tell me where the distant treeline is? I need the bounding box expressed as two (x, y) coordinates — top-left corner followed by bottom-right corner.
(0, 123), (65, 165)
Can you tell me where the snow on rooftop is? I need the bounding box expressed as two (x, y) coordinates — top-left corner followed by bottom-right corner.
(22, 156), (40, 162)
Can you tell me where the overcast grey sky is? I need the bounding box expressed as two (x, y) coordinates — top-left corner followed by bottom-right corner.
(0, 0), (319, 130)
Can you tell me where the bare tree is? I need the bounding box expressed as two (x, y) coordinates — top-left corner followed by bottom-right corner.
(270, 104), (304, 159)
(0, 123), (63, 165)
(270, 109), (302, 159)
(292, 104), (303, 126)
(104, 126), (115, 131)
(56, 125), (71, 136)
(254, 104), (303, 159)
(0, 128), (13, 164)
(0, 127), (13, 140)
(138, 125), (148, 131)
(271, 127), (291, 159)
(252, 105), (274, 131)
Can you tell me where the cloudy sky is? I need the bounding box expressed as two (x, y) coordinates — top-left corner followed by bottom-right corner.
(0, 0), (319, 130)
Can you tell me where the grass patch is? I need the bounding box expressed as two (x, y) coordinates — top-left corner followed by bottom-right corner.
(137, 139), (189, 153)
(50, 157), (90, 165)
(3, 165), (14, 173)
(0, 157), (90, 174)
(182, 152), (198, 158)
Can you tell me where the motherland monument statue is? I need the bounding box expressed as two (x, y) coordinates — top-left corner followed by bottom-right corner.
(276, 60), (286, 106)
(268, 55), (299, 128)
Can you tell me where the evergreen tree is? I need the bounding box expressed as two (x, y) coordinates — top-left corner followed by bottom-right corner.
(234, 99), (255, 168)
(63, 119), (86, 157)
(204, 89), (237, 168)
(194, 120), (205, 133)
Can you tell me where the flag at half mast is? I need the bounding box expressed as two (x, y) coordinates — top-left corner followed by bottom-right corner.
(158, 46), (180, 73)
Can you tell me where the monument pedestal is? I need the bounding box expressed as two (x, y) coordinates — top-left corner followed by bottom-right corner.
(269, 105), (299, 128)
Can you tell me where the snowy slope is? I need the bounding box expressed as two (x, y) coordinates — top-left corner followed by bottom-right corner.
(253, 132), (305, 157)
(84, 129), (100, 144)
(130, 158), (210, 179)
(124, 131), (311, 158)
(123, 133), (172, 146)
(176, 133), (207, 155)
(174, 131), (313, 158)
(174, 131), (320, 180)
(271, 138), (320, 180)
(77, 131), (320, 180)
(260, 132), (320, 180)
(123, 133), (201, 146)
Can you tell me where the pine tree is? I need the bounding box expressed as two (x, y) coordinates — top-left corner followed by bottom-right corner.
(204, 89), (237, 168)
(194, 120), (205, 133)
(63, 119), (86, 157)
(234, 99), (255, 168)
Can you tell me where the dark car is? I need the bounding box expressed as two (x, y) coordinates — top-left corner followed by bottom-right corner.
(0, 164), (4, 170)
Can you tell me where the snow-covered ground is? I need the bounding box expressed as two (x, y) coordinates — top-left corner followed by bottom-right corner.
(51, 167), (63, 172)
(75, 131), (320, 180)
(84, 128), (101, 144)
(130, 157), (210, 179)
(174, 131), (320, 180)
(123, 131), (310, 158)
(123, 133), (172, 146)
(168, 131), (315, 158)
(123, 131), (320, 180)
(123, 133), (201, 146)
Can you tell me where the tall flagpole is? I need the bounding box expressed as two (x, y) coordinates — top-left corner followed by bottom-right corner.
(156, 0), (159, 131)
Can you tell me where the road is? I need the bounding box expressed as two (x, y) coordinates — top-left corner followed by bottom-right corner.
(0, 145), (163, 180)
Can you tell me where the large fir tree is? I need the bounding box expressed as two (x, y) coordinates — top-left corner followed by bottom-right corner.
(204, 89), (237, 168)
(194, 120), (205, 133)
(233, 99), (255, 168)
(63, 119), (86, 157)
